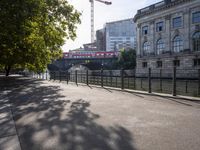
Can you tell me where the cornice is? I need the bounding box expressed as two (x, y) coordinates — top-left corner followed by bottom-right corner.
(133, 0), (194, 22)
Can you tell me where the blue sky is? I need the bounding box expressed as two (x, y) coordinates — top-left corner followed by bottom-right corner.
(62, 0), (162, 52)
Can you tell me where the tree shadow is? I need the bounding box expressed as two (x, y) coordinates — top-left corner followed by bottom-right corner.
(1, 77), (137, 150)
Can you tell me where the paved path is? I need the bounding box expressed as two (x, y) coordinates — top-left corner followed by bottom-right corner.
(1, 76), (200, 150)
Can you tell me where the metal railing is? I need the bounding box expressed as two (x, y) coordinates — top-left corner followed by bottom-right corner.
(32, 68), (200, 97)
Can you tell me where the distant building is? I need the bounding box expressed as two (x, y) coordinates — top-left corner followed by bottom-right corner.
(96, 29), (106, 51)
(134, 0), (200, 77)
(83, 42), (97, 51)
(105, 18), (136, 51)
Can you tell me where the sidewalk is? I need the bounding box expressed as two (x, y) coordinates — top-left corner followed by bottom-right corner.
(0, 91), (21, 150)
(0, 76), (200, 150)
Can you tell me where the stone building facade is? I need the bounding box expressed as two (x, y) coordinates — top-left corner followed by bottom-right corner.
(134, 0), (200, 77)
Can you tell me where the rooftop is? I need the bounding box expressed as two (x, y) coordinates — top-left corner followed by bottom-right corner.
(133, 0), (192, 22)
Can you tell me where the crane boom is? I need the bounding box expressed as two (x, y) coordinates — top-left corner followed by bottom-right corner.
(89, 0), (112, 43)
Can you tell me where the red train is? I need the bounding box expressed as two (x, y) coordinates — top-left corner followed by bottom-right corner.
(63, 51), (119, 59)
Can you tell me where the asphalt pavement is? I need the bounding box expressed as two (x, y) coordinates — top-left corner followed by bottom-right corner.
(0, 76), (200, 150)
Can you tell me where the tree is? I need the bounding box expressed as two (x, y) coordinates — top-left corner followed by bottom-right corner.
(0, 0), (81, 76)
(117, 48), (136, 69)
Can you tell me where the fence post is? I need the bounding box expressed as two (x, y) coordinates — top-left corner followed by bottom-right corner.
(110, 71), (112, 86)
(46, 70), (48, 80)
(59, 71), (61, 82)
(172, 66), (177, 96)
(148, 68), (152, 93)
(101, 69), (103, 87)
(198, 69), (200, 95)
(75, 70), (78, 85)
(54, 72), (56, 80)
(133, 69), (136, 90)
(160, 69), (162, 92)
(66, 71), (69, 84)
(121, 69), (124, 90)
(86, 70), (89, 85)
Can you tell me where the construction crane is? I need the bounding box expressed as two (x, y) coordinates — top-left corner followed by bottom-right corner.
(89, 0), (112, 43)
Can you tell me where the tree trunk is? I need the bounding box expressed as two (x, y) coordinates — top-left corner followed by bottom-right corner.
(5, 66), (11, 77)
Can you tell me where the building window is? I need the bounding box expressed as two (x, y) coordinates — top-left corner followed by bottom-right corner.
(173, 60), (180, 67)
(172, 36), (183, 53)
(173, 17), (182, 28)
(157, 61), (162, 68)
(142, 62), (147, 68)
(143, 42), (151, 56)
(192, 11), (200, 24)
(142, 26), (148, 35)
(194, 59), (200, 66)
(156, 22), (164, 32)
(193, 32), (200, 51)
(157, 39), (165, 55)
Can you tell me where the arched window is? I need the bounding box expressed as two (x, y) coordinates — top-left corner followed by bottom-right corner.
(172, 36), (183, 53)
(193, 32), (200, 51)
(157, 39), (165, 55)
(143, 42), (150, 56)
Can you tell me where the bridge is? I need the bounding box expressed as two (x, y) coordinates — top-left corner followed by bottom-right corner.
(49, 51), (119, 71)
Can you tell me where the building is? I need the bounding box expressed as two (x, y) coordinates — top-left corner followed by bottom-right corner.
(134, 0), (200, 76)
(96, 29), (106, 51)
(105, 19), (136, 51)
(83, 42), (97, 51)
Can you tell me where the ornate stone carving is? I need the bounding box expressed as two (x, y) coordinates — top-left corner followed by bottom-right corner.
(144, 36), (147, 41)
(137, 23), (141, 28)
(165, 14), (171, 20)
(174, 29), (179, 36)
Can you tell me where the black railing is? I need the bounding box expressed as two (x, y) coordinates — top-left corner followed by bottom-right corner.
(32, 68), (200, 97)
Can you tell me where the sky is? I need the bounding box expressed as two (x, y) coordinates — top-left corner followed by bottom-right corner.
(62, 0), (162, 52)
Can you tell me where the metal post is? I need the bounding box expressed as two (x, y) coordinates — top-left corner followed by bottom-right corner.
(160, 69), (162, 92)
(59, 71), (61, 82)
(198, 69), (200, 95)
(148, 68), (152, 93)
(66, 71), (69, 84)
(86, 70), (89, 85)
(121, 69), (124, 90)
(101, 69), (103, 87)
(185, 80), (188, 93)
(172, 66), (177, 96)
(46, 70), (48, 80)
(75, 70), (78, 85)
(133, 69), (136, 90)
(110, 71), (112, 86)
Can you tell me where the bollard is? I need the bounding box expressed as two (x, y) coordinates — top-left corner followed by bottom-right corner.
(172, 66), (177, 96)
(121, 69), (124, 90)
(101, 69), (103, 87)
(148, 68), (152, 93)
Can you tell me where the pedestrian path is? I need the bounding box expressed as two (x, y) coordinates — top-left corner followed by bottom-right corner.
(0, 76), (200, 150)
(0, 91), (21, 150)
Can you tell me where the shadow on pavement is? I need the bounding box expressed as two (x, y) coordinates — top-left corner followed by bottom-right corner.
(0, 77), (136, 150)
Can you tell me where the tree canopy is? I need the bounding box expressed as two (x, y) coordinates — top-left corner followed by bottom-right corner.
(117, 48), (136, 69)
(0, 0), (81, 76)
